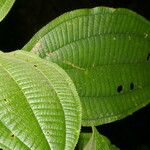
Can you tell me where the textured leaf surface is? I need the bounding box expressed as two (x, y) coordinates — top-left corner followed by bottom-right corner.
(0, 0), (15, 21)
(23, 7), (150, 126)
(0, 50), (82, 150)
(83, 127), (119, 150)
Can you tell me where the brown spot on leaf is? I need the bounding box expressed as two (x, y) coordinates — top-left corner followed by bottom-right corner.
(32, 42), (42, 53)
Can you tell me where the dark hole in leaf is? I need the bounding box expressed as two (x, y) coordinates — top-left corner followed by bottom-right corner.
(34, 64), (37, 67)
(11, 134), (15, 138)
(130, 82), (134, 90)
(0, 148), (3, 150)
(147, 53), (150, 61)
(117, 85), (123, 93)
(4, 99), (7, 101)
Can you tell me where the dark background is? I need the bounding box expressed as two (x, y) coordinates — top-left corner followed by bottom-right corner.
(0, 0), (150, 149)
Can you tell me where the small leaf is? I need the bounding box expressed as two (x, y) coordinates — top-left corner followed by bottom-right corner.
(23, 7), (150, 126)
(0, 0), (15, 22)
(77, 132), (92, 149)
(77, 127), (119, 150)
(0, 50), (82, 150)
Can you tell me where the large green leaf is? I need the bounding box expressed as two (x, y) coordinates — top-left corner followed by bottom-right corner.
(0, 0), (15, 22)
(0, 50), (82, 150)
(23, 7), (150, 126)
(77, 127), (119, 150)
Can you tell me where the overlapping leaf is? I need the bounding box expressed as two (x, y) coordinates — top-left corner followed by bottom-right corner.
(77, 132), (92, 149)
(23, 7), (150, 126)
(83, 127), (119, 150)
(76, 127), (119, 150)
(0, 50), (82, 150)
(0, 0), (15, 21)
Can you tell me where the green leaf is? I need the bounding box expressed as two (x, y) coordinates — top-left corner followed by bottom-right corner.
(23, 7), (150, 126)
(78, 127), (119, 150)
(0, 0), (15, 22)
(0, 50), (82, 150)
(77, 132), (92, 149)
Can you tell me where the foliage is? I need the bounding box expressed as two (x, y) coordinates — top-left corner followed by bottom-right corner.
(0, 2), (150, 150)
(0, 50), (81, 149)
(77, 127), (119, 150)
(0, 0), (15, 22)
(23, 7), (150, 126)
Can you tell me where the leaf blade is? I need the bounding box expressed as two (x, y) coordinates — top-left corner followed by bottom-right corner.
(0, 0), (15, 22)
(78, 127), (119, 150)
(0, 51), (82, 150)
(23, 7), (150, 126)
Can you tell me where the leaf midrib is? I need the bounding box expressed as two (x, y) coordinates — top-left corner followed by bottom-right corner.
(0, 58), (50, 149)
(9, 51), (82, 150)
(37, 32), (150, 57)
